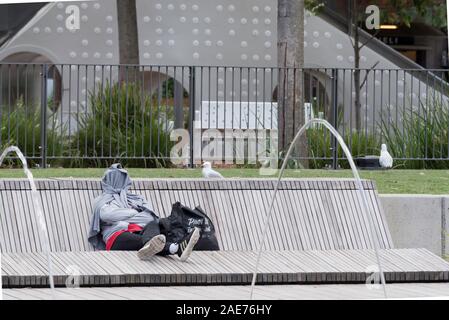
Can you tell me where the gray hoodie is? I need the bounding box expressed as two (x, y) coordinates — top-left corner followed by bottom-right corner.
(88, 164), (158, 250)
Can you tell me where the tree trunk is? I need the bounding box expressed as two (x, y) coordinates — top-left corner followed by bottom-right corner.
(116, 0), (139, 81)
(351, 0), (362, 131)
(174, 80), (184, 129)
(278, 0), (308, 167)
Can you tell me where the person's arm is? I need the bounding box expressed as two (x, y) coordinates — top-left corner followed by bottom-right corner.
(135, 199), (157, 215)
(100, 204), (138, 223)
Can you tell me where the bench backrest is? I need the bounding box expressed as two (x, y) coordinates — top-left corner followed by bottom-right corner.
(0, 179), (394, 253)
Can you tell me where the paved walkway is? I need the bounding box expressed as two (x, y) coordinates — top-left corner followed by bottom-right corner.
(3, 283), (449, 300)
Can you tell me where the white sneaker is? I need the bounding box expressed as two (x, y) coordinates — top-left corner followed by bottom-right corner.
(177, 227), (201, 262)
(137, 234), (166, 260)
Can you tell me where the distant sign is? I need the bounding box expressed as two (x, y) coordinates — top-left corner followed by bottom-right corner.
(378, 36), (414, 46)
(197, 101), (278, 130)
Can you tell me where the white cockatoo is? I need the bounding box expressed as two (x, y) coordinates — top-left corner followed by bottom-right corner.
(201, 161), (224, 179)
(379, 144), (393, 169)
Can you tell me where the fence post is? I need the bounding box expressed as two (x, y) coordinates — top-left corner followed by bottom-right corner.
(331, 68), (338, 170)
(188, 66), (196, 168)
(40, 64), (48, 169)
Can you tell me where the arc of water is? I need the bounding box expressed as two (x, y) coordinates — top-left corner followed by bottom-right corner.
(249, 119), (387, 299)
(0, 146), (55, 297)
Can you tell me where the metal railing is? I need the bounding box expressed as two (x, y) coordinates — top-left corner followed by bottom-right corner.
(0, 63), (448, 168)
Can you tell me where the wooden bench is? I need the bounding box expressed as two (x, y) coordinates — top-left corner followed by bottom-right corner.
(1, 178), (448, 288)
(0, 178), (393, 252)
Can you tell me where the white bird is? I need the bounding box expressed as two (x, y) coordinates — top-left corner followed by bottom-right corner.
(379, 144), (393, 169)
(201, 161), (224, 179)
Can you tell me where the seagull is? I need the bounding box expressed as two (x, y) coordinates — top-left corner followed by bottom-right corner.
(201, 161), (224, 179)
(379, 144), (393, 169)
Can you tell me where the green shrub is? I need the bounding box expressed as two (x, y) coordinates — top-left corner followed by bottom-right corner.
(151, 78), (188, 100)
(306, 126), (380, 169)
(0, 98), (66, 167)
(381, 97), (449, 169)
(70, 81), (174, 168)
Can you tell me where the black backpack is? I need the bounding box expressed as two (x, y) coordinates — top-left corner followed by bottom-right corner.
(159, 202), (220, 251)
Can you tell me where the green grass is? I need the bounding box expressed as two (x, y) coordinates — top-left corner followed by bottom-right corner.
(0, 168), (448, 195)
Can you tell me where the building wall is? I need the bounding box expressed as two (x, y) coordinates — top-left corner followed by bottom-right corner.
(380, 194), (449, 258)
(0, 0), (446, 137)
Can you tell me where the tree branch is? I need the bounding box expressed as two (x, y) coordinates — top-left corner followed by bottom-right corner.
(348, 32), (355, 49)
(360, 61), (380, 90)
(359, 29), (381, 50)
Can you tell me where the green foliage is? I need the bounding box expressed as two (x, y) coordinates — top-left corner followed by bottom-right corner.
(381, 96), (449, 169)
(70, 81), (174, 168)
(303, 94), (449, 170)
(2, 85), (448, 170)
(386, 0), (447, 28)
(152, 78), (188, 100)
(354, 0), (447, 29)
(306, 126), (380, 169)
(305, 0), (324, 15)
(0, 98), (66, 167)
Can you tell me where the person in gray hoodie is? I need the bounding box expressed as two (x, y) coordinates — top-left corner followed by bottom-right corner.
(88, 163), (200, 261)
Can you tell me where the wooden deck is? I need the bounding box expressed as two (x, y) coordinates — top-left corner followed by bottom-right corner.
(1, 178), (448, 292)
(4, 283), (449, 300)
(2, 249), (449, 288)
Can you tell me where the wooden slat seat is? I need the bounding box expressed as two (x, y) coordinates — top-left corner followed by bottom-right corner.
(2, 178), (449, 289)
(2, 249), (449, 288)
(0, 178), (393, 253)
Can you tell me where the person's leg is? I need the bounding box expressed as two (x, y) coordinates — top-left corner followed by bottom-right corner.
(110, 232), (144, 251)
(110, 230), (166, 260)
(137, 233), (166, 260)
(141, 220), (176, 256)
(176, 227), (201, 262)
(141, 220), (162, 244)
(138, 220), (171, 259)
(140, 221), (201, 261)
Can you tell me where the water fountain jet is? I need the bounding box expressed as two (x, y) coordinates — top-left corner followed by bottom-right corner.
(249, 119), (387, 299)
(0, 146), (55, 297)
